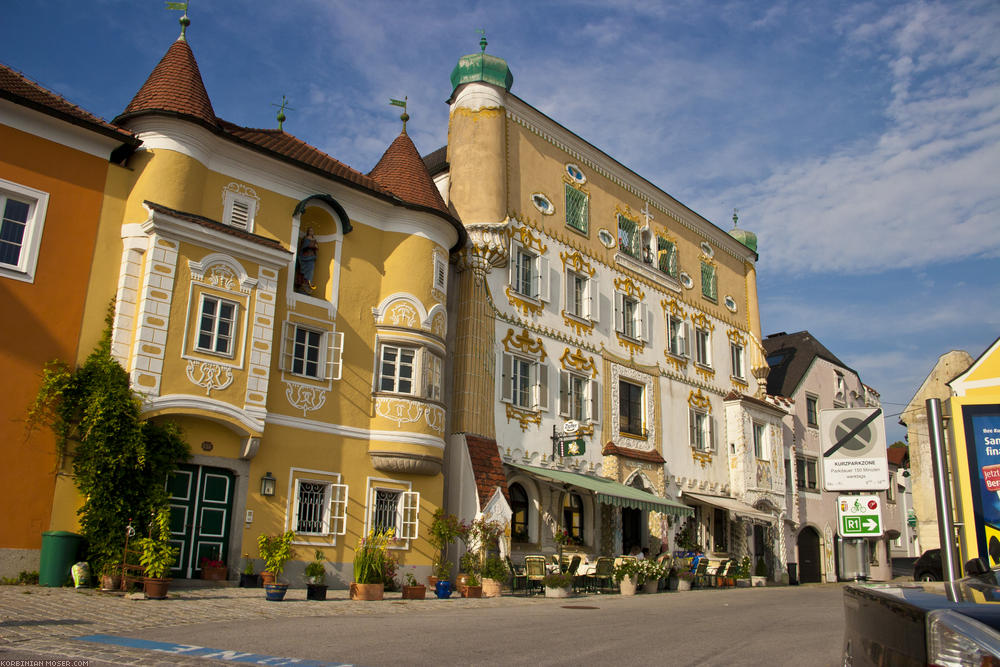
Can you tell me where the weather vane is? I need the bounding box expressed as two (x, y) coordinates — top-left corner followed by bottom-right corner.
(389, 96), (409, 133)
(477, 28), (487, 53)
(165, 1), (190, 40)
(272, 95), (294, 131)
(733, 208), (740, 228)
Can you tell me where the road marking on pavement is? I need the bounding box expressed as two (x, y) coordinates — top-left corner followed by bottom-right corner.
(74, 634), (355, 666)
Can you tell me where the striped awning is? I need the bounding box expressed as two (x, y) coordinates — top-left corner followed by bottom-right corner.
(506, 463), (693, 517)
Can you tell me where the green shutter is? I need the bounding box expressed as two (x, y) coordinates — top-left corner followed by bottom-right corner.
(565, 184), (589, 233)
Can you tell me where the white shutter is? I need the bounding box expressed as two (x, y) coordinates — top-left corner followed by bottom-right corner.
(537, 255), (550, 302)
(399, 491), (420, 540)
(641, 304), (652, 343)
(689, 408), (697, 448)
(587, 279), (599, 322)
(228, 199), (251, 230)
(500, 352), (513, 403)
(366, 486), (377, 535)
(589, 379), (601, 424)
(292, 479), (302, 530)
(330, 483), (349, 536)
(325, 331), (344, 380)
(281, 322), (295, 371)
(559, 370), (569, 417)
(614, 292), (624, 333)
(535, 361), (549, 411)
(434, 255), (447, 294)
(508, 240), (518, 288)
(564, 271), (573, 314)
(681, 322), (691, 357)
(709, 416), (717, 452)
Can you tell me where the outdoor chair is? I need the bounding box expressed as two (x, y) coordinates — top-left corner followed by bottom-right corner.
(524, 555), (547, 595)
(692, 558), (710, 588)
(565, 555), (582, 591)
(507, 556), (527, 595)
(588, 556), (615, 593)
(715, 560), (732, 587)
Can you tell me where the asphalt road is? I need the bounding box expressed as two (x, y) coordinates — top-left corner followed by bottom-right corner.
(113, 584), (846, 666)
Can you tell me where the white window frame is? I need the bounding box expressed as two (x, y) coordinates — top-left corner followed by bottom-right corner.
(367, 486), (420, 541)
(565, 268), (598, 322)
(0, 179), (49, 283)
(614, 292), (650, 342)
(292, 478), (349, 537)
(695, 327), (711, 367)
(281, 323), (343, 381)
(508, 239), (549, 302)
(559, 370), (600, 424)
(378, 343), (417, 395)
(500, 351), (549, 412)
(422, 349), (443, 402)
(731, 342), (745, 380)
(196, 294), (239, 357)
(222, 189), (258, 232)
(667, 316), (689, 358)
(752, 421), (769, 460)
(689, 408), (715, 452)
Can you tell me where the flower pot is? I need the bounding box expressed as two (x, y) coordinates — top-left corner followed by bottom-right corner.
(402, 585), (426, 600)
(201, 566), (227, 581)
(350, 582), (384, 601)
(260, 571), (276, 586)
(427, 575), (438, 588)
(434, 580), (453, 599)
(464, 585), (483, 598)
(619, 575), (638, 596)
(100, 574), (121, 592)
(676, 577), (692, 592)
(544, 585), (572, 598)
(143, 577), (171, 599)
(264, 583), (289, 601)
(666, 575), (679, 591)
(751, 576), (767, 587)
(481, 577), (502, 598)
(455, 573), (470, 589)
(239, 573), (261, 588)
(306, 583), (327, 601)
(736, 578), (751, 587)
(642, 579), (660, 594)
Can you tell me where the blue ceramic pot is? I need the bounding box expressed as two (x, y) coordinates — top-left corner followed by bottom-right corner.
(434, 580), (452, 599)
(264, 583), (289, 601)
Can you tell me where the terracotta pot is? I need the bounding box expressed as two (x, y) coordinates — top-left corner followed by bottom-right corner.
(100, 574), (121, 591)
(455, 573), (470, 589)
(481, 577), (502, 598)
(350, 582), (384, 601)
(143, 577), (170, 599)
(260, 571), (276, 586)
(427, 575), (438, 588)
(464, 585), (483, 598)
(401, 585), (426, 600)
(201, 566), (227, 581)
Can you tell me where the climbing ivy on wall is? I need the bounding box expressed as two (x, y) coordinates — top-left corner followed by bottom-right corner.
(28, 305), (189, 572)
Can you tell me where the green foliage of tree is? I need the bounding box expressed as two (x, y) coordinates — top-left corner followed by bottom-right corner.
(27, 306), (189, 574)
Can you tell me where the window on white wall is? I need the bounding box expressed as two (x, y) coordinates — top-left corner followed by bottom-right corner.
(614, 292), (649, 342)
(565, 269), (598, 322)
(695, 327), (711, 367)
(753, 422), (768, 460)
(500, 352), (548, 411)
(559, 370), (600, 423)
(667, 316), (688, 357)
(0, 179), (49, 283)
(509, 240), (549, 302)
(731, 343), (745, 379)
(689, 408), (715, 452)
(619, 380), (645, 437)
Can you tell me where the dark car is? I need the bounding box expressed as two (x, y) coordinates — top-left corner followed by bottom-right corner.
(913, 548), (942, 581)
(843, 566), (1000, 666)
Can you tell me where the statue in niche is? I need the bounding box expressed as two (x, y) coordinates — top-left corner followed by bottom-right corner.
(295, 227), (318, 293)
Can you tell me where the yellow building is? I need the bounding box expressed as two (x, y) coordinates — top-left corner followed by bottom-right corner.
(49, 23), (464, 584)
(0, 63), (138, 577)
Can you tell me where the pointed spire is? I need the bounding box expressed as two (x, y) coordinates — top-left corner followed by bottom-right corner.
(166, 1), (191, 41)
(389, 97), (408, 134)
(114, 37), (216, 127)
(273, 95), (294, 131)
(369, 120), (449, 217)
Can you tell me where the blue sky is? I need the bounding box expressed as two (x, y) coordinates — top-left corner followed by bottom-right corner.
(5, 0), (999, 444)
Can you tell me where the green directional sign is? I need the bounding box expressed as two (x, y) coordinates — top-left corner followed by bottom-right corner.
(841, 514), (881, 537)
(837, 494), (883, 537)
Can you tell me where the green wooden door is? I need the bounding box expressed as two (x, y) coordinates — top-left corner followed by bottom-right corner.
(166, 464), (235, 578)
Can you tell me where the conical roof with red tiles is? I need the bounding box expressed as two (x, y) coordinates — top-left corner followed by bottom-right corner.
(369, 130), (450, 216)
(116, 38), (216, 127)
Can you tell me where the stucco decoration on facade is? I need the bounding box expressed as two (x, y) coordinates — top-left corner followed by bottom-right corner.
(679, 272), (693, 289)
(530, 192), (554, 215)
(597, 228), (615, 249)
(375, 397), (424, 428)
(608, 361), (657, 453)
(501, 327), (547, 361)
(189, 254), (257, 293)
(559, 347), (598, 377)
(284, 381), (327, 416)
(185, 359), (234, 395)
(505, 403), (543, 432)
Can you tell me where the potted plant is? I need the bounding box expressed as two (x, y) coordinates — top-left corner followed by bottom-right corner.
(735, 555), (752, 587)
(432, 559), (453, 598)
(428, 509), (462, 595)
(480, 555), (507, 598)
(200, 549), (227, 581)
(542, 571), (574, 598)
(752, 557), (768, 587)
(640, 560), (666, 593)
(614, 558), (643, 596)
(304, 549), (327, 601)
(137, 507), (178, 600)
(99, 558), (122, 592)
(239, 554), (260, 588)
(351, 528), (393, 601)
(464, 572), (483, 598)
(401, 571), (426, 599)
(257, 530), (295, 601)
(676, 570), (696, 591)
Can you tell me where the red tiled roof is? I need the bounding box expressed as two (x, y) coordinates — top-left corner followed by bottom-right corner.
(887, 446), (908, 467)
(143, 200), (290, 253)
(601, 442), (666, 464)
(117, 39), (216, 127)
(466, 435), (510, 508)
(369, 131), (451, 216)
(0, 62), (137, 145)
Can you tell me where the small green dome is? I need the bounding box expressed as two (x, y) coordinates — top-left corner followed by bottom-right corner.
(450, 50), (513, 97)
(729, 228), (758, 253)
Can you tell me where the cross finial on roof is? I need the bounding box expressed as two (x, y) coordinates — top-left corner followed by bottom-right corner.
(389, 96), (409, 134)
(732, 208), (739, 228)
(478, 28), (487, 53)
(641, 201), (655, 227)
(166, 1), (190, 40)
(272, 95), (294, 131)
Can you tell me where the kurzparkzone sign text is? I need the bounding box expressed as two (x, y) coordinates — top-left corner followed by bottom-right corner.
(821, 408), (889, 491)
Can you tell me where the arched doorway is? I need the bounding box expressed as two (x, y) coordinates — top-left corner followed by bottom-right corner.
(797, 526), (822, 583)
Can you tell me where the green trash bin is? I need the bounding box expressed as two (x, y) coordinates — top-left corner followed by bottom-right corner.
(39, 531), (84, 587)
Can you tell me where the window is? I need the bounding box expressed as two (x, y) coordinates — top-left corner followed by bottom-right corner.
(618, 214), (640, 259)
(834, 372), (846, 401)
(563, 493), (584, 544)
(731, 342), (745, 379)
(700, 261), (717, 301)
(509, 241), (549, 302)
(565, 184), (589, 234)
(367, 487), (420, 540)
(292, 327), (322, 378)
(559, 371), (600, 423)
(282, 324), (343, 381)
(293, 479), (348, 536)
(433, 254), (448, 294)
(667, 316), (688, 357)
(615, 292), (649, 342)
(695, 327), (711, 367)
(197, 294), (238, 356)
(656, 236), (678, 278)
(565, 269), (597, 321)
(806, 395), (819, 428)
(887, 482), (896, 504)
(0, 179), (48, 282)
(619, 380), (645, 437)
(222, 188), (258, 231)
(500, 352), (549, 411)
(377, 344), (441, 399)
(689, 408), (715, 451)
(753, 422), (768, 460)
(713, 508), (728, 552)
(510, 483), (530, 543)
(796, 455), (818, 491)
(785, 458), (793, 492)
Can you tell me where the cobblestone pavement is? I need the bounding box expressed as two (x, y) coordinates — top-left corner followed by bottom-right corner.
(0, 584), (556, 665)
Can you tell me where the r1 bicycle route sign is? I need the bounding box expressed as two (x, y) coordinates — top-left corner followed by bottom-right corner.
(838, 495), (883, 537)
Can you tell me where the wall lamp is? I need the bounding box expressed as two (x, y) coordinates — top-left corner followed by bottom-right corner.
(260, 471), (276, 497)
